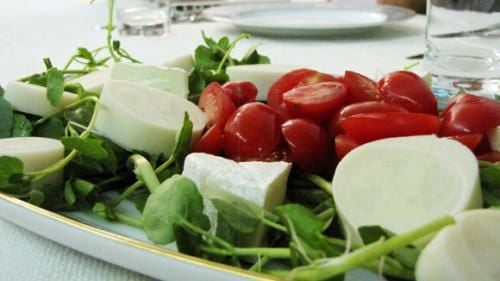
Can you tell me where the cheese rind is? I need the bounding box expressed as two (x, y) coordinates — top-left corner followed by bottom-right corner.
(4, 81), (78, 116)
(0, 137), (64, 186)
(95, 80), (206, 157)
(182, 152), (291, 246)
(416, 209), (500, 281)
(331, 135), (482, 245)
(110, 63), (189, 98)
(226, 64), (301, 100)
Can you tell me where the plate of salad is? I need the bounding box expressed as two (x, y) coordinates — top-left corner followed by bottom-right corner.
(1, 1), (500, 281)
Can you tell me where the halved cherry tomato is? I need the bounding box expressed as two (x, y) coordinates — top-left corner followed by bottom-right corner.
(446, 134), (483, 151)
(198, 82), (236, 128)
(282, 82), (347, 122)
(224, 103), (284, 161)
(377, 71), (438, 115)
(342, 112), (440, 143)
(194, 125), (224, 155)
(334, 134), (361, 159)
(262, 146), (293, 162)
(328, 101), (409, 138)
(222, 81), (258, 107)
(268, 68), (340, 116)
(281, 119), (330, 173)
(440, 94), (500, 136)
(343, 70), (382, 104)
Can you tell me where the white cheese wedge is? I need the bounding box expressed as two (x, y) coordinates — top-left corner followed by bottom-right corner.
(331, 135), (482, 245)
(66, 68), (110, 94)
(162, 54), (194, 72)
(416, 209), (500, 281)
(0, 137), (64, 186)
(226, 64), (301, 101)
(95, 80), (205, 157)
(182, 152), (292, 246)
(3, 81), (78, 117)
(487, 126), (500, 152)
(110, 63), (189, 98)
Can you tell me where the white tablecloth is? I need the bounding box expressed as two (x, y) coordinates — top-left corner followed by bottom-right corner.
(0, 0), (426, 280)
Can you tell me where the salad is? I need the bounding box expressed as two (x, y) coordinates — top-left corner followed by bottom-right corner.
(1, 1), (500, 280)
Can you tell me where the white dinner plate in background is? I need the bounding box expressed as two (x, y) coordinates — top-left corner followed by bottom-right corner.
(202, 3), (416, 37)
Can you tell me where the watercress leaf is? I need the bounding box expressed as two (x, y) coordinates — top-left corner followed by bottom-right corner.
(358, 225), (394, 245)
(46, 67), (65, 106)
(0, 85), (4, 96)
(240, 45), (271, 65)
(0, 96), (14, 138)
(77, 47), (94, 62)
(69, 155), (104, 174)
(35, 183), (64, 210)
(100, 140), (118, 174)
(63, 101), (95, 126)
(64, 181), (77, 206)
(480, 164), (500, 190)
(142, 175), (206, 244)
(171, 112), (193, 168)
(130, 192), (148, 213)
(188, 67), (206, 97)
(0, 156), (24, 187)
(112, 40), (121, 52)
(392, 246), (421, 270)
(217, 37), (230, 51)
(72, 178), (95, 199)
(215, 214), (238, 245)
(173, 222), (205, 257)
(11, 114), (33, 137)
(202, 69), (229, 84)
(27, 74), (47, 87)
(201, 31), (217, 50)
(92, 202), (117, 220)
(27, 189), (45, 206)
(206, 188), (264, 234)
(194, 45), (219, 70)
(61, 137), (108, 160)
(33, 117), (65, 139)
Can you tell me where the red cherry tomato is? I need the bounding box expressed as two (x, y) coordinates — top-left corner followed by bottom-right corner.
(477, 151), (500, 162)
(198, 82), (236, 128)
(222, 81), (258, 107)
(328, 101), (409, 138)
(440, 94), (500, 136)
(343, 71), (383, 104)
(334, 134), (361, 159)
(262, 146), (293, 163)
(281, 119), (331, 173)
(377, 71), (438, 115)
(268, 68), (340, 116)
(224, 103), (284, 161)
(282, 82), (347, 122)
(446, 134), (483, 151)
(194, 125), (224, 155)
(342, 112), (440, 143)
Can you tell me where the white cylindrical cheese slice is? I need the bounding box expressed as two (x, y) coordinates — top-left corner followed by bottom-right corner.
(95, 80), (206, 157)
(226, 64), (302, 101)
(0, 137), (65, 186)
(331, 135), (482, 245)
(4, 81), (78, 117)
(416, 209), (500, 281)
(162, 54), (194, 72)
(110, 63), (189, 98)
(66, 68), (110, 94)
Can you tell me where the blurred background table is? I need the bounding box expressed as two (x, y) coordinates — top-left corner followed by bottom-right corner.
(0, 0), (425, 280)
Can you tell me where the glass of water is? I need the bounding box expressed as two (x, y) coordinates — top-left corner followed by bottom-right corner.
(423, 0), (500, 105)
(118, 0), (171, 36)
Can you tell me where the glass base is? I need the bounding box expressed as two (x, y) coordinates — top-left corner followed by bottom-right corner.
(431, 74), (500, 109)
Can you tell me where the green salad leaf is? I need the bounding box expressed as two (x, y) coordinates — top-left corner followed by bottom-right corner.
(11, 114), (33, 137)
(0, 96), (14, 138)
(46, 67), (65, 106)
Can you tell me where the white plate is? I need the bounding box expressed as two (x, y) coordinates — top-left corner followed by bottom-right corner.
(202, 3), (416, 37)
(0, 192), (380, 280)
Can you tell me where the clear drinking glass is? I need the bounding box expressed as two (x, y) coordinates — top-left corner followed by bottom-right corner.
(118, 0), (171, 36)
(423, 0), (500, 105)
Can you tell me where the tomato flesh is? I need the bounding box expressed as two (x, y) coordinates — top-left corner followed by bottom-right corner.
(194, 125), (224, 155)
(198, 82), (236, 128)
(342, 112), (440, 143)
(282, 82), (347, 122)
(446, 134), (483, 151)
(377, 71), (438, 115)
(328, 101), (408, 138)
(224, 102), (284, 161)
(268, 68), (340, 116)
(440, 94), (500, 136)
(281, 119), (331, 173)
(343, 70), (382, 104)
(222, 81), (258, 107)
